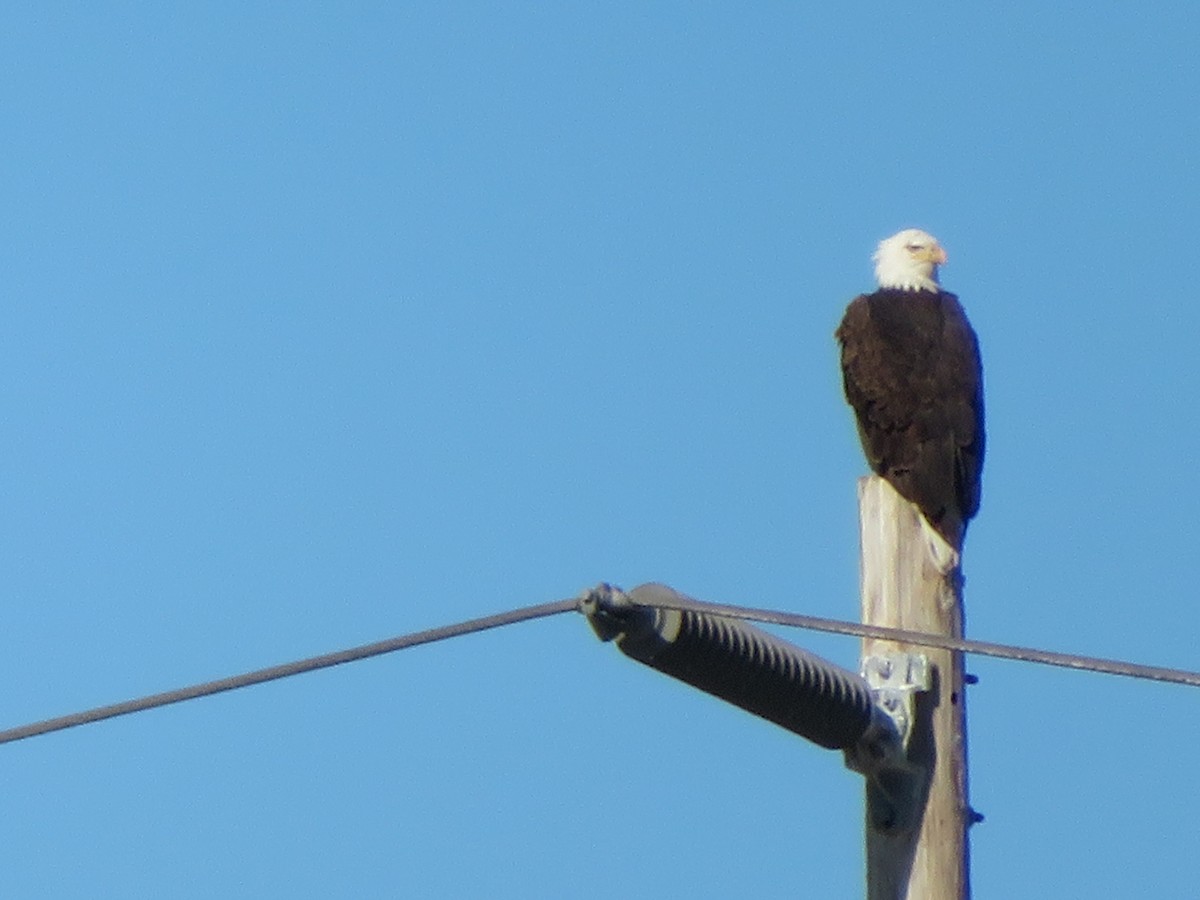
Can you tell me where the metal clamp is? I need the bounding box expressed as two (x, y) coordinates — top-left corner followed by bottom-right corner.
(862, 652), (931, 749)
(846, 652), (933, 835)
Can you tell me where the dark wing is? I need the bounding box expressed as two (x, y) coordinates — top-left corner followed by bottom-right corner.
(938, 293), (985, 525)
(836, 290), (984, 548)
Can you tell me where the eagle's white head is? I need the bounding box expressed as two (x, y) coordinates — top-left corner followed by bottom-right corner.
(873, 228), (947, 292)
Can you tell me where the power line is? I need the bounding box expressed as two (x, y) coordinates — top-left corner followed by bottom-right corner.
(1, 589), (1196, 748)
(636, 591), (1200, 688)
(0, 598), (576, 747)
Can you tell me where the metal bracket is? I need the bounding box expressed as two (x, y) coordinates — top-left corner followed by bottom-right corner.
(862, 652), (931, 750)
(846, 652), (933, 835)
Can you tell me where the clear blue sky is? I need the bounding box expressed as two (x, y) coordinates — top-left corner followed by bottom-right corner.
(3, 4), (1197, 897)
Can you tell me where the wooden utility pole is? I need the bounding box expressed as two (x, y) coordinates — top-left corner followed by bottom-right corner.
(858, 476), (972, 900)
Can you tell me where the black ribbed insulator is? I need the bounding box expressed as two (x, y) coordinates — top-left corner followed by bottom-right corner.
(584, 583), (876, 751)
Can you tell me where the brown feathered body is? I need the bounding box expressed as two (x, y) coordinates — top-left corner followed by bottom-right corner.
(836, 288), (984, 549)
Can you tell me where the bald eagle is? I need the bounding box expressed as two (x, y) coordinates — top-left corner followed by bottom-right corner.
(836, 229), (984, 551)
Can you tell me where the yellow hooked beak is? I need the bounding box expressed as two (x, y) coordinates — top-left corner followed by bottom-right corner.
(925, 245), (948, 265)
